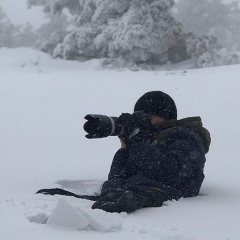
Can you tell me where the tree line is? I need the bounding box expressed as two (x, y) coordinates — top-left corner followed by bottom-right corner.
(1, 0), (240, 68)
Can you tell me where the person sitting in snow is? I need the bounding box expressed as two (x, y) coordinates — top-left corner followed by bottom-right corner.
(91, 91), (211, 213)
(37, 91), (211, 213)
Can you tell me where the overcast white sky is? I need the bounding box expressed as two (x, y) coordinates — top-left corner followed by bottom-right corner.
(1, 0), (46, 28)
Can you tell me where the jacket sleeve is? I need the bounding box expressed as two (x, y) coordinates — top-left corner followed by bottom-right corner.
(159, 127), (206, 186)
(122, 127), (206, 186)
(108, 148), (129, 181)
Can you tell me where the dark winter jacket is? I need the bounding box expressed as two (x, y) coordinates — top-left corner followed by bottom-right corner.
(92, 117), (211, 212)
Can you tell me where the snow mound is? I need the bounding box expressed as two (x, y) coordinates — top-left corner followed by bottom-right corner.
(46, 199), (124, 232)
(1, 47), (240, 240)
(0, 47), (103, 72)
(47, 199), (90, 230)
(28, 213), (49, 224)
(0, 47), (196, 72)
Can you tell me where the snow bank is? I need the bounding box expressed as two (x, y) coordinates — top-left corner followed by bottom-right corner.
(0, 47), (103, 72)
(1, 47), (240, 240)
(46, 199), (124, 232)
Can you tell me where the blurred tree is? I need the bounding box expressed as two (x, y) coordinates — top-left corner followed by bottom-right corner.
(174, 0), (240, 51)
(37, 13), (69, 54)
(27, 0), (240, 68)
(27, 0), (189, 64)
(14, 23), (39, 47)
(0, 6), (15, 47)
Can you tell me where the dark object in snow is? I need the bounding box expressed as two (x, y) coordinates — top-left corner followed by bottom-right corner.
(36, 188), (99, 201)
(84, 91), (176, 140)
(91, 91), (211, 213)
(84, 110), (152, 143)
(37, 91), (211, 213)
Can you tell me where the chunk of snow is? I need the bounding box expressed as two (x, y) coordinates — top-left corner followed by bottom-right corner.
(47, 198), (90, 230)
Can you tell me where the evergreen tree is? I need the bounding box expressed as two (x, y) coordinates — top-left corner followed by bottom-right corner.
(186, 33), (240, 68)
(28, 0), (188, 64)
(37, 13), (69, 54)
(14, 23), (39, 47)
(174, 0), (240, 51)
(0, 6), (15, 47)
(0, 5), (38, 48)
(28, 0), (240, 68)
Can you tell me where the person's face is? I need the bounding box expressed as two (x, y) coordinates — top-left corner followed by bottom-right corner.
(150, 115), (166, 125)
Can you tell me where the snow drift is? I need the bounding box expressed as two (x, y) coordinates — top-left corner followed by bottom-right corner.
(1, 47), (240, 240)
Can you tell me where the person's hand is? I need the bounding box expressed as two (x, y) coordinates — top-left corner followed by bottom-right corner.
(118, 111), (152, 146)
(118, 113), (138, 146)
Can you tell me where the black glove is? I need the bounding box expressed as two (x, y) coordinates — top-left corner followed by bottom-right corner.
(118, 111), (152, 146)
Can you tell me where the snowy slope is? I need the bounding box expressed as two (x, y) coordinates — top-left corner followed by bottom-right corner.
(0, 47), (240, 240)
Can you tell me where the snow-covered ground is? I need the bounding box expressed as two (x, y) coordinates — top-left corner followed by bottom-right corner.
(1, 47), (240, 240)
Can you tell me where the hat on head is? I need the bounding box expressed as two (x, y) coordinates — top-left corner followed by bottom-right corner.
(134, 91), (177, 120)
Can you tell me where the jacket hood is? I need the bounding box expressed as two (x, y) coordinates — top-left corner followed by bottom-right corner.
(153, 117), (211, 154)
